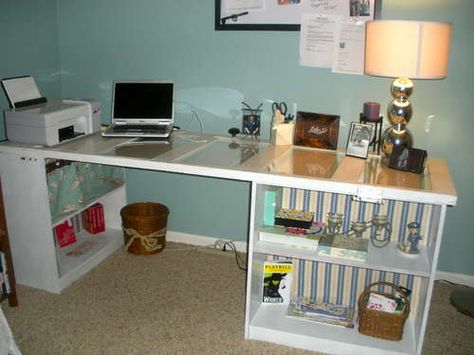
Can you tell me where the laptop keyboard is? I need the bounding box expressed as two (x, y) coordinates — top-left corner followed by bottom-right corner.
(111, 125), (169, 133)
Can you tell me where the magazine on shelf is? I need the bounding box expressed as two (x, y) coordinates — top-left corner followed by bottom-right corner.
(262, 260), (293, 304)
(287, 297), (355, 328)
(317, 235), (368, 262)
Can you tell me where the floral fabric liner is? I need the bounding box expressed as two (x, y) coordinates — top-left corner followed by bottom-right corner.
(47, 161), (124, 221)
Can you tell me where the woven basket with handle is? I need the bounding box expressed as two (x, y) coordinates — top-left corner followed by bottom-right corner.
(358, 281), (410, 341)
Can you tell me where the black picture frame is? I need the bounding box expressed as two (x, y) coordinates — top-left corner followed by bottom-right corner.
(215, 0), (299, 31)
(242, 112), (261, 136)
(215, 0), (381, 31)
(388, 146), (428, 174)
(346, 122), (373, 159)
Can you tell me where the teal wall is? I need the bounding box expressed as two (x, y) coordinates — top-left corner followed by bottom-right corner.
(0, 0), (62, 138)
(1, 0), (473, 276)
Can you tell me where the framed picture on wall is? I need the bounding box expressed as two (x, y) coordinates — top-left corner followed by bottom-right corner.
(215, 0), (380, 31)
(294, 111), (340, 150)
(346, 122), (373, 159)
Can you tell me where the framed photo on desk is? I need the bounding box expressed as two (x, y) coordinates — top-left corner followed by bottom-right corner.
(346, 122), (373, 159)
(294, 111), (340, 150)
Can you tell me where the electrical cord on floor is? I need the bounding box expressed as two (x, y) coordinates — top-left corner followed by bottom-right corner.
(161, 241), (247, 271)
(222, 241), (247, 271)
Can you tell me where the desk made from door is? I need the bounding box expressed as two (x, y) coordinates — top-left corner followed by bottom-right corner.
(0, 131), (457, 354)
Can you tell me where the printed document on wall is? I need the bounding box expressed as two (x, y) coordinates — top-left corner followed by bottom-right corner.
(299, 14), (341, 68)
(332, 20), (366, 75)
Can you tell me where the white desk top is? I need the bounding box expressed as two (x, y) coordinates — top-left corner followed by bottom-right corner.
(0, 131), (457, 206)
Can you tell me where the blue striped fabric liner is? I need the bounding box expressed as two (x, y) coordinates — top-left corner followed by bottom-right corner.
(271, 255), (418, 312)
(266, 187), (435, 313)
(280, 188), (433, 246)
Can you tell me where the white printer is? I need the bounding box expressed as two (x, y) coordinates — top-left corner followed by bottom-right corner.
(2, 76), (101, 146)
(4, 100), (101, 146)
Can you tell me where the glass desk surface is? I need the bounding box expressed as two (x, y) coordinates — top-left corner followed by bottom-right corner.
(266, 147), (343, 179)
(103, 134), (210, 160)
(362, 156), (432, 191)
(176, 139), (269, 168)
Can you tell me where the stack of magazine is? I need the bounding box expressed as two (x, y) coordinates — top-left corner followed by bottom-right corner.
(287, 297), (355, 328)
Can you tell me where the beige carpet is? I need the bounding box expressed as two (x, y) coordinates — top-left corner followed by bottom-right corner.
(2, 243), (474, 355)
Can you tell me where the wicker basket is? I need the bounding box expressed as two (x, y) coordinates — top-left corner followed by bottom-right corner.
(120, 202), (169, 255)
(358, 281), (410, 341)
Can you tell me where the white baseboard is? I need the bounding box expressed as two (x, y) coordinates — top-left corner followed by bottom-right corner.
(166, 230), (248, 253)
(436, 271), (474, 287)
(167, 230), (474, 287)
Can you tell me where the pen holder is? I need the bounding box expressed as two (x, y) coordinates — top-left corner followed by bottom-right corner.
(272, 124), (293, 146)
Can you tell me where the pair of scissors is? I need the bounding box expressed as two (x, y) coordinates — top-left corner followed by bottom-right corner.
(272, 101), (287, 116)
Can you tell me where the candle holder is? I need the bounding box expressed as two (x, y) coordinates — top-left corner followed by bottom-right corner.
(360, 113), (383, 155)
(370, 214), (392, 247)
(351, 220), (368, 238)
(325, 212), (344, 236)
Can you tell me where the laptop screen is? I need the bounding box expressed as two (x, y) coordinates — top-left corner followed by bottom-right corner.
(112, 80), (174, 124)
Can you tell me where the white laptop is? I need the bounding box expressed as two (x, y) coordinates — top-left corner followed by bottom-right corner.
(102, 80), (175, 138)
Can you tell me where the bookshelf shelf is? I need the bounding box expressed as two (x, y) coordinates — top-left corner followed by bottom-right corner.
(254, 240), (431, 277)
(249, 303), (416, 355)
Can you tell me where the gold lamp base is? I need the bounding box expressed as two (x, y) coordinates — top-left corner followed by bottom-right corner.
(381, 78), (414, 162)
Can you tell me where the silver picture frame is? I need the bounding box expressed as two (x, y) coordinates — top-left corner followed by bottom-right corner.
(346, 122), (374, 159)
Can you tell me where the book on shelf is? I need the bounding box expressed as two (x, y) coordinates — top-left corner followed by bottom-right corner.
(70, 213), (83, 235)
(0, 270), (11, 295)
(0, 251), (7, 273)
(263, 260), (292, 304)
(81, 203), (105, 234)
(54, 220), (77, 248)
(287, 297), (355, 328)
(258, 226), (320, 250)
(317, 235), (368, 262)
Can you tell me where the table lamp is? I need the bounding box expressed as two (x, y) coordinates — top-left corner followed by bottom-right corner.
(364, 20), (451, 160)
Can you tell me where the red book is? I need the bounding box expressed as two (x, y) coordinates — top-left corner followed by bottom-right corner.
(82, 203), (105, 234)
(54, 221), (77, 248)
(93, 203), (105, 233)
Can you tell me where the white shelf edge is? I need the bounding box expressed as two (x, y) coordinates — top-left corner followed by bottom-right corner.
(253, 239), (431, 277)
(247, 303), (416, 355)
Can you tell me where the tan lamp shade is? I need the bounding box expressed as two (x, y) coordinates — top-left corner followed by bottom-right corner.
(364, 20), (452, 79)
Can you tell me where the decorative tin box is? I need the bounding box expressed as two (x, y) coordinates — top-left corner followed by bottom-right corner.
(274, 208), (313, 229)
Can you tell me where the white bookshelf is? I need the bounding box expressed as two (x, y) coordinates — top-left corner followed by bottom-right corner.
(0, 151), (126, 293)
(245, 182), (449, 355)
